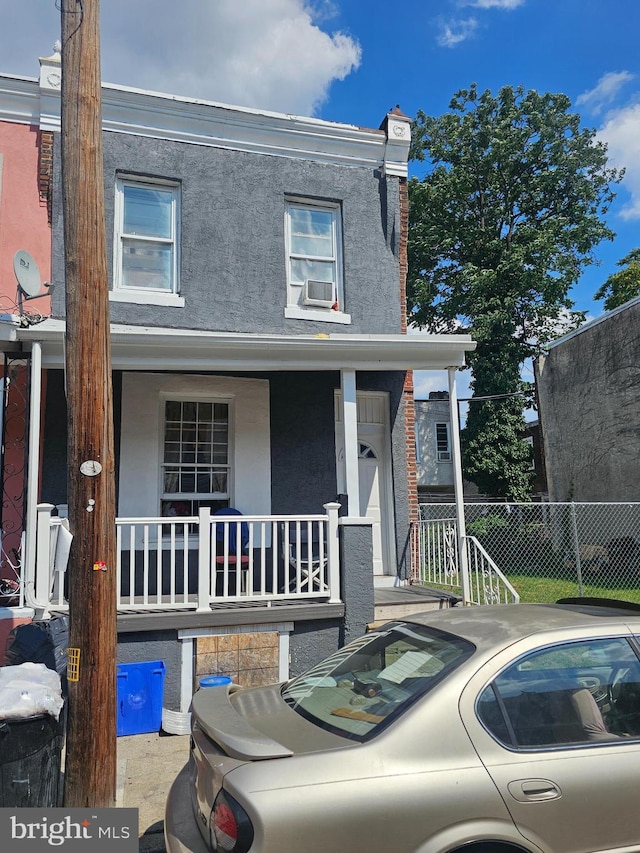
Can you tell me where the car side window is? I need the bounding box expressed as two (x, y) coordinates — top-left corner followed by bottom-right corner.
(477, 637), (640, 749)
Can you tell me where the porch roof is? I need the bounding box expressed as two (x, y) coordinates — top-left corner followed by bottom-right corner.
(16, 319), (476, 371)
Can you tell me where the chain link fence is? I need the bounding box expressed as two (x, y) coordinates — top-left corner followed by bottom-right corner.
(418, 503), (640, 604)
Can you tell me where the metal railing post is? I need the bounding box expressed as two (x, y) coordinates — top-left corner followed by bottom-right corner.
(324, 501), (341, 603)
(448, 368), (471, 604)
(570, 502), (584, 597)
(197, 507), (211, 612)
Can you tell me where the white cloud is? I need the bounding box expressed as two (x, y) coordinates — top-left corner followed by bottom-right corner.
(461, 0), (524, 8)
(437, 17), (479, 48)
(0, 0), (361, 117)
(576, 71), (635, 115)
(598, 102), (640, 219)
(414, 372), (446, 399)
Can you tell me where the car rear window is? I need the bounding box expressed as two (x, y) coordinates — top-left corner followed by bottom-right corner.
(282, 622), (474, 741)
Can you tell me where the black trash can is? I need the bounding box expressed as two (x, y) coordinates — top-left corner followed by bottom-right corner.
(0, 713), (64, 807)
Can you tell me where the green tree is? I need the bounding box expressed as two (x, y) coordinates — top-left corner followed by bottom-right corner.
(408, 84), (622, 500)
(594, 248), (640, 310)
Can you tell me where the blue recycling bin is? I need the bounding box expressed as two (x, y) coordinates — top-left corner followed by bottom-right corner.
(199, 675), (232, 688)
(117, 661), (166, 736)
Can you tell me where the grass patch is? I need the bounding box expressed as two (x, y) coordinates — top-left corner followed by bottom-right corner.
(507, 575), (640, 605)
(419, 577), (640, 605)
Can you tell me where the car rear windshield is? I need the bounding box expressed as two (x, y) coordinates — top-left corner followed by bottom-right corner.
(282, 622), (475, 741)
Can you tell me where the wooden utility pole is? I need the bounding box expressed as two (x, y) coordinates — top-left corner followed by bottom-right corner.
(60, 0), (117, 807)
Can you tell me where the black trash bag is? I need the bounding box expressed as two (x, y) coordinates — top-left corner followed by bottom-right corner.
(0, 714), (64, 807)
(5, 616), (69, 680)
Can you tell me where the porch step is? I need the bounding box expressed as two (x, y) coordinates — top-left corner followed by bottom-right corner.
(373, 584), (460, 624)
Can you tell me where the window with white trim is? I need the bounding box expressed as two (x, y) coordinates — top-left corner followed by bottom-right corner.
(284, 199), (348, 322)
(114, 177), (180, 296)
(435, 422), (451, 462)
(161, 400), (230, 518)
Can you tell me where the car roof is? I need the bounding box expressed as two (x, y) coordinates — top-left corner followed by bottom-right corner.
(395, 602), (640, 649)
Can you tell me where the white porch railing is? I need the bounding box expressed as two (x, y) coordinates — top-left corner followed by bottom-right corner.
(411, 519), (519, 605)
(27, 502), (341, 613)
(465, 535), (520, 605)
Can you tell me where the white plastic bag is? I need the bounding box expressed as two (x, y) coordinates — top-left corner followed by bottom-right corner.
(0, 662), (64, 720)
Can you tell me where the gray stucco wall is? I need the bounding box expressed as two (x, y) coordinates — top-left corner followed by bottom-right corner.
(269, 371), (339, 514)
(537, 300), (640, 502)
(41, 370), (122, 507)
(51, 132), (403, 336)
(340, 522), (375, 644)
(117, 629), (181, 712)
(289, 620), (342, 677)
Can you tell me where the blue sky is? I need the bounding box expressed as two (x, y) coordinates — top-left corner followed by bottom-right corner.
(1, 0), (638, 399)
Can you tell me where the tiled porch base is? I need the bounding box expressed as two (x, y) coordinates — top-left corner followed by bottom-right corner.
(195, 630), (280, 689)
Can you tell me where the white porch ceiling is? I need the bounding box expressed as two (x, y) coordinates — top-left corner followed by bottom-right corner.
(16, 319), (476, 372)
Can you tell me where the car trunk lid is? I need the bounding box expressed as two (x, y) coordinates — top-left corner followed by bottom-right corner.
(192, 686), (294, 761)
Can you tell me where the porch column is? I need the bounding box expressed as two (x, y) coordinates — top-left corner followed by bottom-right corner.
(24, 341), (43, 604)
(340, 368), (360, 517)
(448, 367), (470, 604)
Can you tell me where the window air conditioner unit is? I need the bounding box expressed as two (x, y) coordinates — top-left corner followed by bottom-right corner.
(437, 451), (452, 462)
(303, 279), (334, 308)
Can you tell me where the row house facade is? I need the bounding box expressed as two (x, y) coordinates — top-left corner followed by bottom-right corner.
(0, 48), (474, 730)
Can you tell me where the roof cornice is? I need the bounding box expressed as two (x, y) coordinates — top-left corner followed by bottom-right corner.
(0, 75), (40, 125)
(0, 50), (409, 175)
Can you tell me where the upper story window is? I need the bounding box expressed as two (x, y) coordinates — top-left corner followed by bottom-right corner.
(284, 199), (350, 325)
(435, 422), (451, 462)
(112, 176), (184, 308)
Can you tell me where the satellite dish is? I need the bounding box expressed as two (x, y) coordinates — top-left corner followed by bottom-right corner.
(13, 250), (50, 318)
(14, 250), (42, 298)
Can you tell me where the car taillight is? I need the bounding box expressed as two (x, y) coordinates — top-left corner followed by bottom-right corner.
(210, 790), (254, 853)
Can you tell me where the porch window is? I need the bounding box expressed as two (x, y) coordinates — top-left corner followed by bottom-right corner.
(284, 199), (349, 323)
(114, 176), (180, 296)
(161, 400), (229, 518)
(435, 422), (451, 463)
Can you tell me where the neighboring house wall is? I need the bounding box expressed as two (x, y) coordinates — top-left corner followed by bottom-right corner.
(0, 120), (51, 305)
(415, 394), (454, 500)
(0, 120), (52, 581)
(415, 393), (546, 502)
(522, 419), (548, 498)
(536, 298), (640, 502)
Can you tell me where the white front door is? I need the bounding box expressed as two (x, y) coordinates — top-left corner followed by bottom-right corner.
(357, 440), (385, 575)
(335, 393), (395, 576)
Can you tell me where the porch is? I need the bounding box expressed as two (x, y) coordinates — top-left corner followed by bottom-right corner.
(28, 503), (345, 615)
(24, 503), (457, 626)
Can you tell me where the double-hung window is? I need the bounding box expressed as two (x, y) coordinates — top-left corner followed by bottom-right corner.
(284, 199), (349, 323)
(113, 177), (182, 305)
(161, 400), (230, 519)
(435, 422), (451, 462)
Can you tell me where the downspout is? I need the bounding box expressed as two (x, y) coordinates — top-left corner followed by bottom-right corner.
(448, 367), (470, 604)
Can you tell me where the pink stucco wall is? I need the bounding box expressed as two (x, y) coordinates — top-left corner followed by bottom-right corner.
(0, 121), (51, 310)
(0, 121), (51, 590)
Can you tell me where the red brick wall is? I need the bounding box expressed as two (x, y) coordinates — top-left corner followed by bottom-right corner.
(398, 175), (419, 528)
(38, 129), (54, 224)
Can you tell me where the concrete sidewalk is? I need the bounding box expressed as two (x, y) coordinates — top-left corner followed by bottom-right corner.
(116, 731), (191, 853)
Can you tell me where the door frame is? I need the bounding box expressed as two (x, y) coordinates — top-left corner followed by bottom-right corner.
(334, 390), (396, 576)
